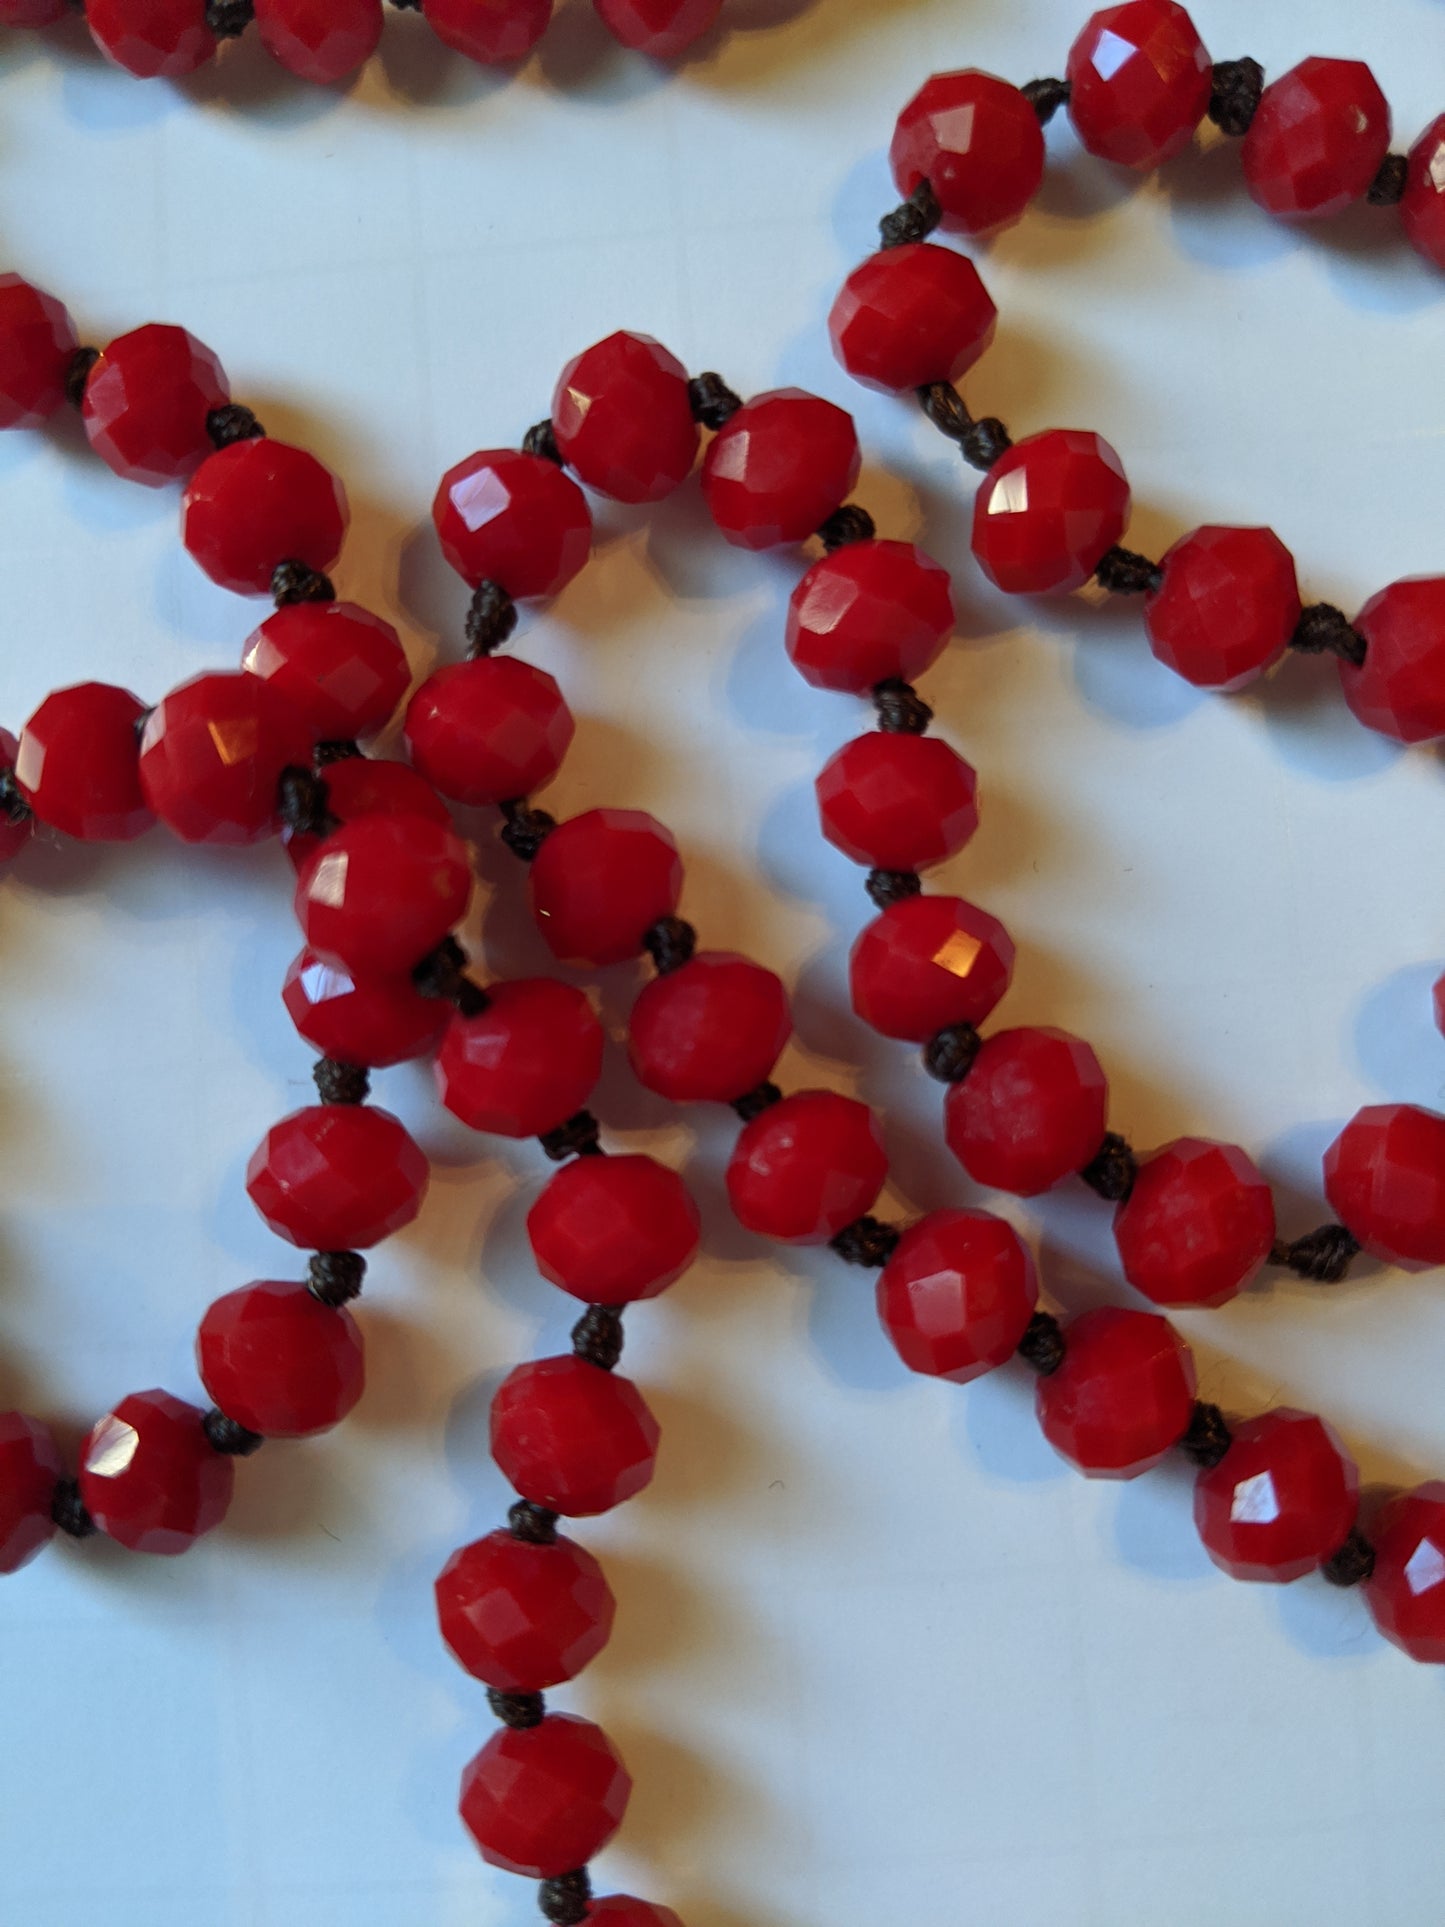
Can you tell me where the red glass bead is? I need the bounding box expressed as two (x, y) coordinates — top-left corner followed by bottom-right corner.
(283, 755), (451, 874)
(283, 948), (448, 1069)
(138, 671), (314, 846)
(1401, 115), (1445, 271)
(246, 1104), (428, 1250)
(529, 808), (682, 967)
(433, 448), (591, 598)
(552, 331), (699, 503)
(1037, 1307), (1196, 1478)
(86, 0), (216, 76)
(0, 729), (32, 865)
(945, 1026), (1109, 1196)
(197, 1280), (364, 1439)
(491, 1356), (660, 1517)
(891, 70), (1046, 236)
(459, 1713), (630, 1879)
(1365, 1484), (1445, 1664)
(829, 245), (997, 394)
(787, 540), (955, 695)
(0, 1412), (62, 1575)
(16, 682), (154, 842)
(727, 1089), (888, 1245)
(972, 429), (1131, 596)
(182, 438), (348, 596)
(295, 813), (472, 975)
(436, 1527), (615, 1691)
(0, 0), (69, 22)
(587, 1904), (685, 1927)
(1241, 57), (1391, 221)
(1114, 1138), (1277, 1308)
(1066, 1), (1211, 170)
(436, 979), (605, 1138)
(849, 895), (1014, 1043)
(816, 731), (979, 872)
(80, 323), (227, 488)
(527, 1155), (702, 1304)
(1145, 525), (1301, 691)
(1339, 577), (1445, 743)
(1194, 1408), (1359, 1583)
(254, 0), (383, 81)
(79, 1390), (234, 1556)
(593, 0), (721, 57)
(243, 603), (409, 742)
(628, 951), (791, 1103)
(0, 274), (76, 429)
(877, 1208), (1037, 1383)
(1323, 1103), (1445, 1270)
(424, 0), (552, 63)
(404, 658), (574, 807)
(701, 389), (861, 551)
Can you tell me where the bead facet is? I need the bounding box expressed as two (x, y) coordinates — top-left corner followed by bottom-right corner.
(436, 979), (605, 1139)
(593, 0), (722, 57)
(1145, 525), (1301, 692)
(436, 1527), (616, 1690)
(295, 814), (473, 975)
(1194, 1408), (1359, 1582)
(0, 1413), (62, 1575)
(972, 429), (1131, 596)
(79, 1390), (234, 1556)
(787, 540), (955, 694)
(628, 952), (791, 1103)
(1037, 1307), (1196, 1478)
(1323, 1103), (1445, 1270)
(246, 1104), (429, 1250)
(528, 1155), (701, 1304)
(1365, 1484), (1445, 1664)
(891, 69), (1046, 235)
(138, 671), (314, 845)
(877, 1209), (1037, 1383)
(405, 657), (574, 807)
(81, 323), (228, 487)
(283, 947), (449, 1069)
(701, 389), (861, 551)
(86, 0), (216, 76)
(16, 682), (154, 842)
(243, 602), (410, 742)
(944, 1026), (1109, 1196)
(816, 731), (979, 872)
(253, 0), (385, 82)
(726, 1089), (889, 1244)
(552, 331), (699, 503)
(1339, 577), (1445, 744)
(1066, 0), (1212, 171)
(491, 1356), (660, 1517)
(433, 448), (591, 598)
(1241, 57), (1391, 220)
(850, 895), (1014, 1043)
(529, 808), (683, 967)
(830, 244), (997, 393)
(459, 1713), (630, 1879)
(0, 275), (77, 429)
(424, 0), (553, 63)
(1401, 114), (1445, 270)
(182, 438), (348, 596)
(198, 1280), (365, 1439)
(1114, 1138), (1277, 1308)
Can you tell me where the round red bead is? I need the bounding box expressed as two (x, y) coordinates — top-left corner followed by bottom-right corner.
(0, 1413), (62, 1575)
(254, 0), (384, 81)
(1066, 1), (1211, 170)
(459, 1713), (630, 1879)
(491, 1356), (660, 1517)
(139, 671), (314, 846)
(424, 0), (553, 63)
(1194, 1408), (1359, 1583)
(1339, 577), (1445, 743)
(552, 331), (699, 503)
(587, 1903), (685, 1927)
(1401, 115), (1445, 271)
(283, 755), (451, 874)
(436, 1527), (616, 1691)
(182, 438), (348, 596)
(816, 731), (978, 872)
(1145, 525), (1301, 691)
(830, 244), (997, 394)
(246, 1104), (428, 1250)
(786, 539), (955, 695)
(891, 70), (1045, 236)
(197, 1280), (365, 1439)
(405, 658), (574, 807)
(701, 389), (861, 551)
(1114, 1138), (1277, 1308)
(1365, 1484), (1445, 1664)
(628, 951), (791, 1103)
(433, 448), (591, 598)
(593, 0), (721, 57)
(0, 274), (76, 429)
(1037, 1307), (1196, 1478)
(972, 429), (1131, 596)
(849, 895), (1014, 1043)
(877, 1209), (1037, 1384)
(945, 1026), (1109, 1196)
(283, 948), (448, 1069)
(529, 808), (682, 967)
(528, 1155), (701, 1304)
(0, 728), (32, 865)
(80, 323), (228, 487)
(86, 0), (215, 75)
(295, 813), (472, 975)
(1323, 1103), (1445, 1270)
(243, 602), (409, 742)
(16, 682), (154, 842)
(79, 1390), (234, 1556)
(1241, 57), (1391, 220)
(436, 979), (604, 1139)
(727, 1089), (888, 1245)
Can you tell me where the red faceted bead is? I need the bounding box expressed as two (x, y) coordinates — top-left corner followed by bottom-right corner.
(283, 948), (448, 1069)
(1145, 525), (1301, 691)
(254, 0), (383, 81)
(972, 429), (1131, 596)
(80, 323), (228, 488)
(945, 1026), (1109, 1196)
(1037, 1307), (1196, 1478)
(830, 245), (997, 394)
(491, 1356), (660, 1517)
(628, 951), (791, 1103)
(891, 70), (1045, 236)
(727, 1089), (888, 1245)
(79, 1390), (233, 1556)
(1365, 1484), (1445, 1664)
(1401, 115), (1445, 271)
(1115, 1138), (1276, 1309)
(295, 813), (472, 975)
(529, 808), (682, 967)
(0, 274), (76, 429)
(86, 0), (216, 75)
(243, 602), (409, 741)
(246, 1104), (428, 1250)
(1323, 1103), (1445, 1269)
(0, 0), (70, 22)
(701, 389), (861, 551)
(459, 1713), (630, 1878)
(16, 682), (154, 842)
(878, 1208), (1037, 1383)
(425, 0), (552, 63)
(0, 1413), (62, 1575)
(816, 731), (979, 872)
(1241, 57), (1390, 220)
(436, 1527), (615, 1691)
(1340, 577), (1445, 743)
(197, 1280), (364, 1439)
(283, 755), (451, 874)
(138, 671), (314, 845)
(0, 729), (32, 865)
(849, 895), (1014, 1043)
(183, 438), (348, 596)
(436, 979), (604, 1138)
(433, 448), (591, 598)
(1066, 1), (1211, 170)
(404, 658), (573, 807)
(528, 1155), (701, 1305)
(787, 540), (955, 694)
(552, 331), (699, 503)
(587, 1903), (685, 1927)
(593, 0), (721, 58)
(1194, 1408), (1359, 1583)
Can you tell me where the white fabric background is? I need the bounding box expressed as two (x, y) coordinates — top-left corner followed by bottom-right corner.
(1, 0), (1444, 1921)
